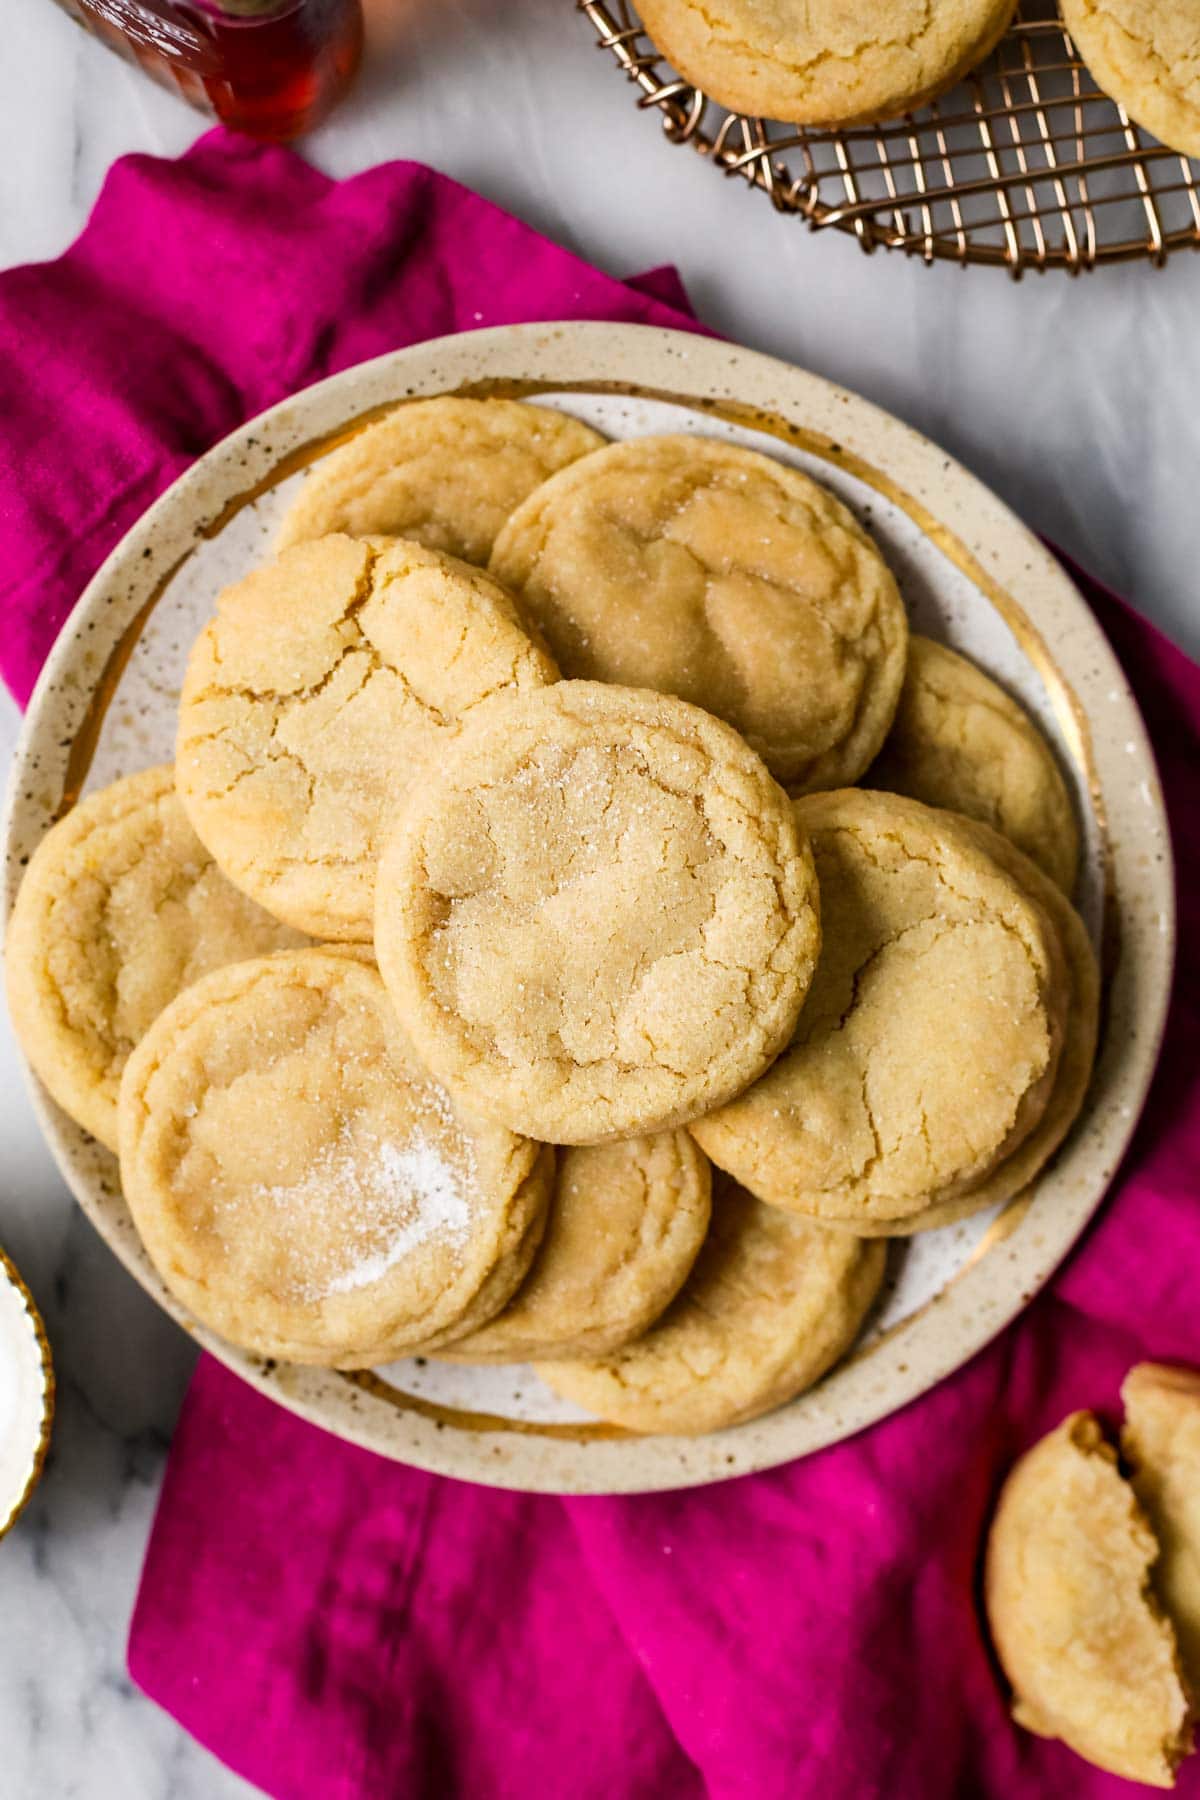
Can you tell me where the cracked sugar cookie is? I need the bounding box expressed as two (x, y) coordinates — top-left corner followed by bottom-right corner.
(117, 949), (553, 1366)
(1061, 0), (1200, 159)
(636, 0), (1017, 125)
(175, 533), (558, 940)
(440, 1132), (712, 1362)
(5, 766), (306, 1153)
(278, 397), (606, 566)
(1123, 1363), (1200, 1690)
(488, 434), (908, 791)
(986, 1412), (1194, 1788)
(374, 681), (822, 1144)
(868, 637), (1080, 893)
(864, 814), (1099, 1235)
(691, 790), (1072, 1233)
(535, 1170), (886, 1434)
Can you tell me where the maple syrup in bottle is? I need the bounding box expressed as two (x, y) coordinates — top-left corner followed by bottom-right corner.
(52, 0), (364, 141)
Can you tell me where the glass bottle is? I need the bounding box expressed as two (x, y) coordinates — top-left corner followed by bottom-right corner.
(50, 0), (364, 141)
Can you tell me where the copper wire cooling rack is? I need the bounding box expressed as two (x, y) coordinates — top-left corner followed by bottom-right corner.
(579, 0), (1200, 274)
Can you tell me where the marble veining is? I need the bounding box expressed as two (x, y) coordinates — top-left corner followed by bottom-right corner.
(0, 0), (1197, 1793)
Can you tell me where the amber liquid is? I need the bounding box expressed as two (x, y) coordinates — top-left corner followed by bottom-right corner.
(54, 0), (363, 140)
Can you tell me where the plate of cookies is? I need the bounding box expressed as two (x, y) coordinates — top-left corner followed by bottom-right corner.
(2, 322), (1173, 1493)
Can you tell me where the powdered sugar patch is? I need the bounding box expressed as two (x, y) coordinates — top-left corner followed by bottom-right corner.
(250, 1113), (476, 1302)
(323, 1133), (471, 1295)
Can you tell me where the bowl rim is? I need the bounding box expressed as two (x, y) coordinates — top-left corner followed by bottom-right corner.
(0, 1243), (55, 1540)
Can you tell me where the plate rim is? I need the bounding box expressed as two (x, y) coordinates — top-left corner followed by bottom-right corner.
(2, 320), (1176, 1494)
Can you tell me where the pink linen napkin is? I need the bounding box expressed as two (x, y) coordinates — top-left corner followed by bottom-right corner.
(0, 130), (701, 706)
(3, 130), (1197, 1800)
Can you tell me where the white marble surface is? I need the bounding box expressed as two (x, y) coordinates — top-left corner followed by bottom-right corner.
(0, 1), (1196, 1795)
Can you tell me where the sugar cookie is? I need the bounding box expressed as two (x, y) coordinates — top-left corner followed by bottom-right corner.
(278, 397), (606, 566)
(535, 1171), (885, 1434)
(117, 950), (552, 1365)
(691, 790), (1069, 1232)
(1061, 0), (1200, 159)
(374, 680), (822, 1144)
(489, 434), (908, 791)
(869, 636), (1079, 892)
(857, 816), (1099, 1235)
(636, 0), (1017, 126)
(176, 533), (557, 940)
(986, 1412), (1194, 1788)
(5, 766), (305, 1152)
(1123, 1363), (1200, 1689)
(441, 1132), (712, 1361)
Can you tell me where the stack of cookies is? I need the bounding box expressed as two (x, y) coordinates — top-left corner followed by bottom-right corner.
(5, 398), (1099, 1438)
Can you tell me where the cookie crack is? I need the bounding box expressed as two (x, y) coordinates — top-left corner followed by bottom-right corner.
(676, 0), (940, 90)
(799, 906), (1053, 1207)
(1074, 1), (1200, 94)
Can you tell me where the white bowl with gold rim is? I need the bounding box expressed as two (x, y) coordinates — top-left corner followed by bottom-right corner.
(0, 1246), (53, 1537)
(1, 322), (1174, 1494)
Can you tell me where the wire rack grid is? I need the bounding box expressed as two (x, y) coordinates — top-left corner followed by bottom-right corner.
(579, 0), (1200, 275)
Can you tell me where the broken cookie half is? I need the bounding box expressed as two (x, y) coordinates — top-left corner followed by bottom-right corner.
(985, 1409), (1195, 1789)
(1123, 1363), (1200, 1694)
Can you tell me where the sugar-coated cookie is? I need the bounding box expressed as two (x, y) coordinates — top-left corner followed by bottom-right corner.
(441, 1133), (712, 1361)
(986, 1412), (1194, 1789)
(691, 790), (1069, 1232)
(176, 533), (557, 940)
(535, 1171), (885, 1434)
(277, 397), (606, 566)
(117, 950), (552, 1365)
(866, 815), (1100, 1234)
(489, 434), (908, 791)
(374, 680), (822, 1144)
(1061, 0), (1200, 159)
(637, 0), (1017, 125)
(1123, 1363), (1200, 1690)
(5, 766), (306, 1152)
(868, 636), (1079, 892)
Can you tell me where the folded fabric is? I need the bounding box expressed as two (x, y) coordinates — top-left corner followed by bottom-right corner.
(0, 129), (701, 705)
(2, 129), (1195, 1800)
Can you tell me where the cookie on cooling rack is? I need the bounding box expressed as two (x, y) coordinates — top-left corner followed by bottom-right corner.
(490, 433), (908, 791)
(1060, 0), (1200, 160)
(986, 1412), (1194, 1787)
(277, 397), (606, 566)
(440, 1132), (712, 1362)
(535, 1170), (886, 1435)
(868, 635), (1080, 892)
(636, 0), (1018, 127)
(5, 766), (306, 1152)
(374, 680), (822, 1144)
(175, 533), (558, 941)
(117, 949), (553, 1366)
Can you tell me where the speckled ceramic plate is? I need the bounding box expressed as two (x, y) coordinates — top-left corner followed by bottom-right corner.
(2, 323), (1173, 1494)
